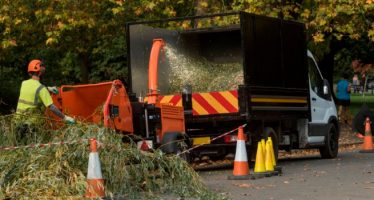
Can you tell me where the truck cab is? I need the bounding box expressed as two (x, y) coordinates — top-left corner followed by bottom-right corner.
(306, 50), (339, 158)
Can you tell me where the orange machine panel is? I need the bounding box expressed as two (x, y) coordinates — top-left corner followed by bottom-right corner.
(103, 81), (134, 133)
(160, 104), (185, 140)
(55, 81), (133, 133)
(60, 82), (112, 121)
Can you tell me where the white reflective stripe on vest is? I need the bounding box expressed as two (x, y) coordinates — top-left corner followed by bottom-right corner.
(234, 140), (248, 162)
(18, 99), (35, 106)
(87, 152), (103, 179)
(34, 85), (45, 105)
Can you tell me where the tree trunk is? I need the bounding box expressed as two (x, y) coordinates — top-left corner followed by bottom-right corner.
(318, 39), (344, 100)
(79, 53), (90, 83)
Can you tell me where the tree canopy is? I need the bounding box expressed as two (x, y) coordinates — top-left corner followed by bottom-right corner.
(0, 0), (373, 113)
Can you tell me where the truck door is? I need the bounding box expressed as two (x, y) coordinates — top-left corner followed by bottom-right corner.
(308, 55), (331, 123)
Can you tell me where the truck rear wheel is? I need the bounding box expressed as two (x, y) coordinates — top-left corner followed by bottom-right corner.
(160, 132), (191, 163)
(319, 124), (338, 159)
(176, 140), (191, 163)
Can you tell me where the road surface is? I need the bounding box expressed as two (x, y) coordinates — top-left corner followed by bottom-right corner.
(200, 150), (374, 200)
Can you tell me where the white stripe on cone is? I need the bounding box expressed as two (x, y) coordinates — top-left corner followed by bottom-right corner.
(87, 152), (103, 179)
(234, 140), (248, 162)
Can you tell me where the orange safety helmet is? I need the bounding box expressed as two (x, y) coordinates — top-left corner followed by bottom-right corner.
(27, 59), (45, 73)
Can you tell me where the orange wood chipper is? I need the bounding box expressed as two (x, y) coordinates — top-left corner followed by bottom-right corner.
(50, 39), (187, 155)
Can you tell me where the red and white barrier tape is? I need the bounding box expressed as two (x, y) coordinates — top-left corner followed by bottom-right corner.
(1, 124), (248, 153)
(177, 124), (247, 156)
(0, 138), (89, 151)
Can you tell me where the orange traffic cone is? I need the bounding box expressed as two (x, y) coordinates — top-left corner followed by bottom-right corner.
(360, 117), (374, 153)
(140, 140), (150, 151)
(86, 138), (105, 198)
(228, 126), (250, 180)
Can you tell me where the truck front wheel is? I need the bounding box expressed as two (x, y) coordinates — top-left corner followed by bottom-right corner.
(319, 124), (338, 159)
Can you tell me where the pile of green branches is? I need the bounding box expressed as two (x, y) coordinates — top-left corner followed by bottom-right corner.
(0, 115), (223, 199)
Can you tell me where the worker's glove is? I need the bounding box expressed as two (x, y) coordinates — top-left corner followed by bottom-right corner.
(64, 115), (75, 125)
(47, 86), (59, 94)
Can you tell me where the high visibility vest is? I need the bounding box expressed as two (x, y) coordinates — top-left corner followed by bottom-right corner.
(15, 79), (53, 124)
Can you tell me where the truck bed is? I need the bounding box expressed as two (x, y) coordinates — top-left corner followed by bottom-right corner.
(127, 12), (311, 121)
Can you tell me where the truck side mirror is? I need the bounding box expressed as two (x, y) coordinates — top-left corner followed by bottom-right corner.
(323, 85), (329, 95)
(323, 79), (330, 95)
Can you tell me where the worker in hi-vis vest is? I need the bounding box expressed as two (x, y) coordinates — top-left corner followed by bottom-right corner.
(14, 59), (75, 138)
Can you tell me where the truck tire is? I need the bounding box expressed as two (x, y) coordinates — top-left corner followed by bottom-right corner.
(264, 127), (279, 161)
(176, 140), (191, 163)
(319, 124), (338, 159)
(160, 132), (191, 163)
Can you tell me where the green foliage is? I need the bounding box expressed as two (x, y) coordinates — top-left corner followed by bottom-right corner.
(0, 0), (200, 114)
(230, 0), (373, 60)
(334, 48), (354, 82)
(333, 35), (374, 82)
(90, 36), (127, 83)
(1, 0), (373, 113)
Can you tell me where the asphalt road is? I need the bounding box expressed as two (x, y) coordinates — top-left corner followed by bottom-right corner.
(200, 150), (374, 200)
